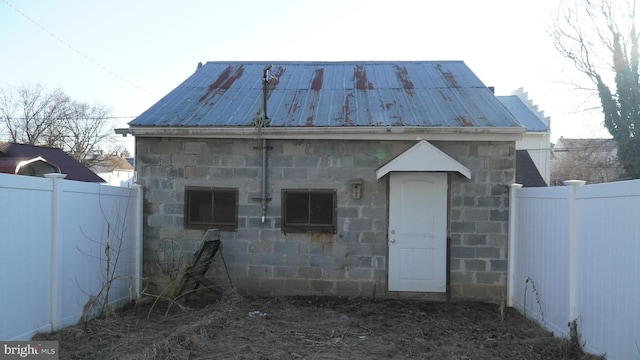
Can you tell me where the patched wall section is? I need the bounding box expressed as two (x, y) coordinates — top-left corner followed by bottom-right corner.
(136, 138), (514, 301)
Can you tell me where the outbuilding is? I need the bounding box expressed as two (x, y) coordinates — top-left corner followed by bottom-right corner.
(118, 61), (525, 301)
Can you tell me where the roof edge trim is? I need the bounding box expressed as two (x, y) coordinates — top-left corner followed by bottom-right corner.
(115, 126), (524, 142)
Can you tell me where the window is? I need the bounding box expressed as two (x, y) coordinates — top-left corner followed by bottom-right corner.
(185, 187), (238, 231)
(282, 189), (337, 233)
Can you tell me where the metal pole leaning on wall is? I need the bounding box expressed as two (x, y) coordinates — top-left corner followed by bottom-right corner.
(507, 183), (523, 307)
(564, 180), (586, 323)
(44, 173), (67, 332)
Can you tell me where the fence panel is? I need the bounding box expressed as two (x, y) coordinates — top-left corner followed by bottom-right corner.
(0, 173), (141, 341)
(0, 174), (54, 340)
(58, 180), (140, 328)
(575, 181), (640, 359)
(511, 179), (640, 360)
(511, 186), (571, 337)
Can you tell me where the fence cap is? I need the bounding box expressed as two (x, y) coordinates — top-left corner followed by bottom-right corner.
(563, 180), (587, 186)
(44, 173), (67, 179)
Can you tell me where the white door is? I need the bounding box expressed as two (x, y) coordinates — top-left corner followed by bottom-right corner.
(388, 172), (447, 292)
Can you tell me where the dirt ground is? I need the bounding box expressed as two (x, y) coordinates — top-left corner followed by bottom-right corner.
(33, 289), (604, 360)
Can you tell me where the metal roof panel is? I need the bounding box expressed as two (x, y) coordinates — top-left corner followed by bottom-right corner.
(130, 61), (523, 129)
(497, 95), (550, 132)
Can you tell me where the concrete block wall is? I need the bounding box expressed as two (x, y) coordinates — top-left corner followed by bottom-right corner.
(136, 137), (514, 301)
(442, 142), (515, 301)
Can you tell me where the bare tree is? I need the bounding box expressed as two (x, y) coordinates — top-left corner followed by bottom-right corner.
(551, 0), (640, 179)
(0, 83), (115, 165)
(551, 138), (623, 184)
(61, 101), (113, 163)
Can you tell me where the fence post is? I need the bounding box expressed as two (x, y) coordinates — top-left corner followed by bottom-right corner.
(564, 180), (586, 323)
(507, 183), (523, 307)
(132, 184), (143, 299)
(44, 173), (67, 331)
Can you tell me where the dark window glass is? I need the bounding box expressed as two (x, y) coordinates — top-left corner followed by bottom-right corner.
(285, 192), (310, 225)
(282, 189), (336, 233)
(185, 187), (238, 231)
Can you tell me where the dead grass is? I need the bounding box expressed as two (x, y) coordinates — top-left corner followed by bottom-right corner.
(33, 289), (604, 359)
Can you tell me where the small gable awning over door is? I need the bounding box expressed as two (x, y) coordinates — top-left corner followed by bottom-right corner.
(376, 140), (472, 180)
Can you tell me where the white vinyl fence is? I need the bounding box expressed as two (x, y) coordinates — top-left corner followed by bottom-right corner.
(0, 173), (142, 341)
(509, 179), (640, 360)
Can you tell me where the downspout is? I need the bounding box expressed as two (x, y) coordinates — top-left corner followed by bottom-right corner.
(261, 138), (267, 223)
(260, 65), (271, 224)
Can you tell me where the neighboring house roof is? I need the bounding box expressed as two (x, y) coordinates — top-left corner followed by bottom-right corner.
(510, 87), (551, 129)
(516, 150), (547, 187)
(0, 156), (60, 176)
(0, 142), (105, 182)
(90, 154), (135, 174)
(554, 137), (617, 155)
(124, 61), (525, 140)
(551, 137), (622, 184)
(497, 95), (549, 132)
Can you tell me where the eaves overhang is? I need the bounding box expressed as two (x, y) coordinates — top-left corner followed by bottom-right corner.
(115, 126), (525, 142)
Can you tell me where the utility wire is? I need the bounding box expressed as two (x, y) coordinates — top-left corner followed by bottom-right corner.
(1, 0), (156, 97)
(2, 116), (136, 120)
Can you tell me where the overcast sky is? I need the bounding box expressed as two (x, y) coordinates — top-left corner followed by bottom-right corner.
(0, 0), (611, 153)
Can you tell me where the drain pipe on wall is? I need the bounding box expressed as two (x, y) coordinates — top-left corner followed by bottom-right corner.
(261, 137), (267, 223)
(260, 65), (272, 224)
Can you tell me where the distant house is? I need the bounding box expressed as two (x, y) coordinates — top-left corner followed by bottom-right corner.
(497, 88), (551, 187)
(0, 142), (105, 183)
(91, 153), (135, 187)
(117, 61), (527, 302)
(551, 137), (623, 185)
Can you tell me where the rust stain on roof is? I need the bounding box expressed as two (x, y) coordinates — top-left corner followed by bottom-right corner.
(439, 89), (452, 101)
(286, 90), (302, 121)
(354, 65), (374, 90)
(436, 63), (460, 88)
(393, 65), (414, 97)
(311, 68), (324, 90)
(455, 115), (474, 126)
(379, 98), (396, 111)
(390, 116), (403, 126)
(198, 65), (245, 102)
(337, 92), (355, 125)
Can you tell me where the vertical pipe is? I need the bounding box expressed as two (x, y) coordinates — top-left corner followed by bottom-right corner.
(263, 66), (269, 123)
(507, 183), (523, 307)
(261, 138), (267, 223)
(260, 66), (271, 224)
(564, 180), (586, 322)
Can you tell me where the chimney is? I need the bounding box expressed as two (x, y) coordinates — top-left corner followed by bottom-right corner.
(488, 86), (495, 94)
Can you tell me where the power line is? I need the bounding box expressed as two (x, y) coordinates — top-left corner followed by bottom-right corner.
(1, 0), (157, 97)
(2, 116), (137, 120)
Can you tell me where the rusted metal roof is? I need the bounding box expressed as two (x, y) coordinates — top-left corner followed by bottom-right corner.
(130, 61), (523, 129)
